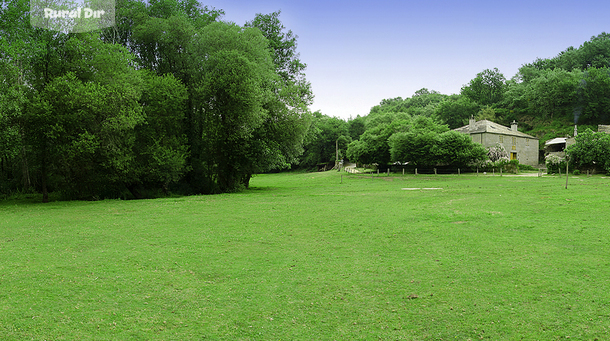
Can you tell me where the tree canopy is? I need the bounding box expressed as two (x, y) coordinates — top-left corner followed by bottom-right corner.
(0, 0), (313, 199)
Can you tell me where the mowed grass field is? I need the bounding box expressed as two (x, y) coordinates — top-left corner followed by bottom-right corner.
(1, 171), (610, 340)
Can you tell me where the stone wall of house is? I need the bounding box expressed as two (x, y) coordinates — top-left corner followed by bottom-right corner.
(469, 133), (538, 166)
(598, 125), (610, 134)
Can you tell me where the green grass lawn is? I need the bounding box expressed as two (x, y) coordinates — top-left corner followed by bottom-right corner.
(2, 171), (610, 340)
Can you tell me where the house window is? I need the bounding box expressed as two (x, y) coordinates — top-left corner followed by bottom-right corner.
(499, 135), (504, 143)
(512, 137), (516, 150)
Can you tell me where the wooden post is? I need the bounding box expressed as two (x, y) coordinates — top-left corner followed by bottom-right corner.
(377, 169), (379, 176)
(458, 168), (460, 175)
(387, 169), (390, 176)
(415, 168), (418, 175)
(402, 168), (405, 175)
(434, 168), (437, 175)
(565, 161), (569, 189)
(341, 174), (343, 184)
(500, 168), (502, 177)
(477, 167), (479, 176)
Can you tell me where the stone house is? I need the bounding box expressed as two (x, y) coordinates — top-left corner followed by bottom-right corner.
(454, 118), (539, 166)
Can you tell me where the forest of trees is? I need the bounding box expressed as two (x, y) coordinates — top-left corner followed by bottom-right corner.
(310, 33), (610, 170)
(3, 0), (610, 201)
(0, 0), (312, 200)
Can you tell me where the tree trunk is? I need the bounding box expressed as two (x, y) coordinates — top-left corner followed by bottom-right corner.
(41, 154), (48, 203)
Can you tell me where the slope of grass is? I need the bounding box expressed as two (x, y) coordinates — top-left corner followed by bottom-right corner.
(1, 171), (610, 339)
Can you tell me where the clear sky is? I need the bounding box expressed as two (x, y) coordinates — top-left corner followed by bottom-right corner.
(204, 0), (610, 120)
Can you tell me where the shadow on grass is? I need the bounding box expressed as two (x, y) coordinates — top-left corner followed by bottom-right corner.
(244, 186), (276, 192)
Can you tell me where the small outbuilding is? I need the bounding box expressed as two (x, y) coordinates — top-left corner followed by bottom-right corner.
(454, 118), (539, 166)
(544, 137), (567, 157)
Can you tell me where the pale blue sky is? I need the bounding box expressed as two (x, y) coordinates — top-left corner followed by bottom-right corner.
(204, 0), (610, 120)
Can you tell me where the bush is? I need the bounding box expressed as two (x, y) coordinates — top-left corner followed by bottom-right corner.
(545, 154), (565, 174)
(573, 169), (581, 175)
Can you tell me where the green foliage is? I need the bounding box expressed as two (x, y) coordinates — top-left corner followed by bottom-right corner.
(0, 0), (312, 199)
(388, 124), (487, 167)
(436, 130), (488, 167)
(461, 68), (507, 106)
(368, 88), (447, 119)
(475, 105), (496, 121)
(131, 71), (190, 195)
(346, 112), (411, 165)
(434, 94), (480, 129)
(300, 112), (350, 168)
(545, 154), (566, 174)
(190, 23), (275, 192)
(347, 115), (366, 140)
(525, 32), (610, 72)
(31, 70), (144, 199)
(565, 128), (610, 173)
(388, 130), (440, 166)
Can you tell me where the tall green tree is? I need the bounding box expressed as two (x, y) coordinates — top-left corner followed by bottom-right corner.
(461, 68), (507, 106)
(188, 22), (275, 192)
(566, 128), (610, 172)
(346, 112), (411, 165)
(434, 94), (479, 129)
(244, 10), (314, 176)
(129, 71), (189, 197)
(301, 112), (351, 168)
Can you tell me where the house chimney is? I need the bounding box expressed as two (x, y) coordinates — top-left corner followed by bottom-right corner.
(468, 116), (475, 131)
(511, 120), (518, 132)
(574, 125), (578, 136)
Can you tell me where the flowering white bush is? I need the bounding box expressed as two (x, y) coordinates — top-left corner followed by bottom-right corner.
(545, 154), (564, 167)
(487, 143), (509, 162)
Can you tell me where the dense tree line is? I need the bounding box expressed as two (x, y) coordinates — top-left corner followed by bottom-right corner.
(0, 0), (312, 200)
(335, 33), (610, 169)
(4, 3), (610, 201)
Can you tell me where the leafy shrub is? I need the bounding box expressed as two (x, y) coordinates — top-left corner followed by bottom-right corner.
(545, 154), (566, 173)
(565, 128), (610, 173)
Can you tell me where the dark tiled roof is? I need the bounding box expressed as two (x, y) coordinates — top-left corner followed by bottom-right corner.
(454, 120), (537, 139)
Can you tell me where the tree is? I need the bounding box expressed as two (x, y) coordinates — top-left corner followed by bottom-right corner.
(129, 71), (189, 197)
(475, 106), (496, 121)
(348, 115), (366, 141)
(388, 125), (486, 167)
(435, 131), (488, 167)
(368, 90), (447, 119)
(188, 22), (275, 192)
(487, 143), (509, 162)
(388, 130), (440, 166)
(300, 112), (351, 168)
(244, 10), (313, 176)
(435, 94), (479, 129)
(526, 68), (579, 121)
(579, 67), (610, 124)
(461, 68), (507, 106)
(565, 128), (610, 172)
(346, 112), (411, 165)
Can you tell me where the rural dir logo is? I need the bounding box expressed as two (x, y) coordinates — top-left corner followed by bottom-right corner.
(44, 7), (107, 19)
(30, 0), (115, 33)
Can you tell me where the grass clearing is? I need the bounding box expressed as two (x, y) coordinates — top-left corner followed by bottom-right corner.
(2, 171), (610, 339)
